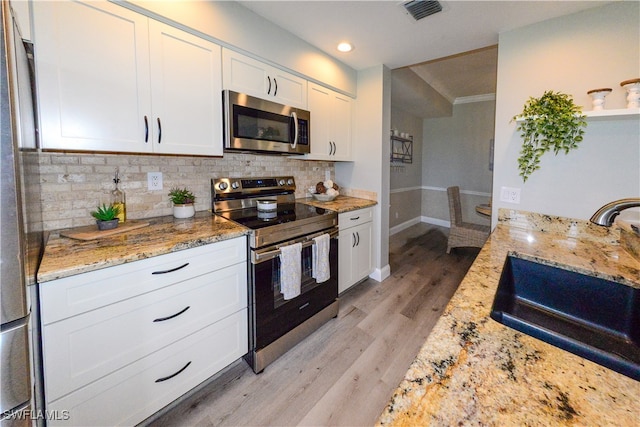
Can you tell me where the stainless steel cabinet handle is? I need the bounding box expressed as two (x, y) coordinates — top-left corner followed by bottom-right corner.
(350, 216), (360, 221)
(144, 116), (149, 142)
(157, 117), (162, 144)
(356, 231), (360, 246)
(291, 111), (298, 149)
(267, 76), (272, 94)
(352, 232), (356, 247)
(151, 262), (189, 275)
(274, 78), (278, 96)
(152, 306), (190, 322)
(155, 361), (191, 383)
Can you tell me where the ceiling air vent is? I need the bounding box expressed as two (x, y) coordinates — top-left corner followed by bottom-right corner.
(403, 0), (442, 21)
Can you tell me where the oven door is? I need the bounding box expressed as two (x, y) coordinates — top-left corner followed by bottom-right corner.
(249, 229), (338, 350)
(223, 90), (310, 154)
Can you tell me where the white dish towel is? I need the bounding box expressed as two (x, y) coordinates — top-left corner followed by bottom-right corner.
(279, 242), (302, 300)
(312, 233), (331, 283)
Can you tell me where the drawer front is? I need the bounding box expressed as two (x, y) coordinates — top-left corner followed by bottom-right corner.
(338, 207), (373, 230)
(46, 309), (248, 426)
(43, 263), (247, 402)
(40, 236), (246, 324)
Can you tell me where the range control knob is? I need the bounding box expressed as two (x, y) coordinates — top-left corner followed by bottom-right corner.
(231, 181), (240, 189)
(287, 178), (294, 185)
(278, 179), (285, 186)
(218, 182), (228, 191)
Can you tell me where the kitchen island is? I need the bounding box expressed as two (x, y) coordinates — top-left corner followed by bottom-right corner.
(378, 209), (640, 426)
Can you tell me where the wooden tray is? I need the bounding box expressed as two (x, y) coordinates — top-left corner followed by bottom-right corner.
(60, 221), (150, 241)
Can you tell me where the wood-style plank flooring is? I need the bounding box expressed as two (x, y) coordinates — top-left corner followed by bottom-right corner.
(145, 223), (479, 427)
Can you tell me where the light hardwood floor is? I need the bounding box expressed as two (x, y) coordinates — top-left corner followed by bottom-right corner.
(145, 223), (480, 427)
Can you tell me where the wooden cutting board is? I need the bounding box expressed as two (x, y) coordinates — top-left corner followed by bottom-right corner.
(60, 221), (150, 241)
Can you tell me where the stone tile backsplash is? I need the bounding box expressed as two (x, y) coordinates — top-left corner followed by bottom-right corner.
(39, 152), (335, 230)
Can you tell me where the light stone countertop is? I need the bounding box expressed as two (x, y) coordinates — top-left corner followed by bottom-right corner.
(37, 212), (250, 283)
(38, 196), (376, 284)
(298, 195), (377, 213)
(378, 209), (640, 426)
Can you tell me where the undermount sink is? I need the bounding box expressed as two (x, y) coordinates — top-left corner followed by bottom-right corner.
(490, 255), (640, 381)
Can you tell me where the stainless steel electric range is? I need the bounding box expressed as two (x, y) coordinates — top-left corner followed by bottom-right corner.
(212, 176), (339, 373)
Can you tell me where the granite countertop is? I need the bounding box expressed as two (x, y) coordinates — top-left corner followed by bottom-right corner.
(378, 209), (640, 426)
(38, 196), (375, 284)
(37, 211), (250, 283)
(298, 195), (377, 213)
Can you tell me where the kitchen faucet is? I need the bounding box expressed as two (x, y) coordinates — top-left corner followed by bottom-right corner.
(590, 198), (640, 226)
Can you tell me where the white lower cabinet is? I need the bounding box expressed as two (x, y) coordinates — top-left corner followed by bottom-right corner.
(338, 208), (373, 293)
(39, 237), (248, 426)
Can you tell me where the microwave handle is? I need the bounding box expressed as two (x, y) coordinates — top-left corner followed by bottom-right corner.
(291, 111), (299, 149)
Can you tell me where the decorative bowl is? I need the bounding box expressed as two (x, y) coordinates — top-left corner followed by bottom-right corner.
(310, 192), (337, 202)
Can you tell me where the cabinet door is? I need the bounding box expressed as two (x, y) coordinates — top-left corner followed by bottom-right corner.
(352, 222), (373, 282)
(33, 0), (152, 152)
(222, 49), (307, 108)
(330, 92), (353, 160)
(149, 21), (223, 156)
(308, 83), (333, 156)
(338, 229), (354, 294)
(222, 49), (270, 98)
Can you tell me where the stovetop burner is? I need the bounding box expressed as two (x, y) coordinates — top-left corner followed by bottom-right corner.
(217, 203), (332, 230)
(212, 176), (338, 248)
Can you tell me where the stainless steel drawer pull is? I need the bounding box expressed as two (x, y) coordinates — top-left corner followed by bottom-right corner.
(155, 361), (191, 383)
(151, 263), (189, 275)
(153, 306), (190, 323)
(350, 216), (360, 221)
(299, 302), (310, 310)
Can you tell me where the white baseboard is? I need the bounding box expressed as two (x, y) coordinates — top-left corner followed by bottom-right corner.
(369, 264), (390, 282)
(421, 216), (450, 228)
(389, 217), (422, 236)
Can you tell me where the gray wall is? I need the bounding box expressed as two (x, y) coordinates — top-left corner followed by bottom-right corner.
(421, 100), (495, 227)
(389, 109), (423, 232)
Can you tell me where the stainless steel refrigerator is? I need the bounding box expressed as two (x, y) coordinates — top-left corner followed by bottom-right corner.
(1, 1), (44, 425)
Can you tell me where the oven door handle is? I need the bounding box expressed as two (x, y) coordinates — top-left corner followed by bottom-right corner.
(252, 228), (338, 264)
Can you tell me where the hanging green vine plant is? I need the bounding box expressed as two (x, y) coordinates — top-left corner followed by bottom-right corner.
(512, 91), (587, 182)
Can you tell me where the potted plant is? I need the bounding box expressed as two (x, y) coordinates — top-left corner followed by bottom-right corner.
(91, 203), (121, 230)
(168, 187), (196, 218)
(512, 90), (587, 182)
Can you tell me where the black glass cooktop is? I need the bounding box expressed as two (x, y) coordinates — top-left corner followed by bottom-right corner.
(217, 203), (332, 230)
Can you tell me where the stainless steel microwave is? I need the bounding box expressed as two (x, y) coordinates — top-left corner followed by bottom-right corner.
(223, 90), (310, 155)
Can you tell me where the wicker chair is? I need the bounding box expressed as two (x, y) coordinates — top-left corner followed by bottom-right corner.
(446, 186), (490, 254)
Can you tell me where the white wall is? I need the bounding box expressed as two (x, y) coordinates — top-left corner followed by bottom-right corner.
(336, 65), (391, 282)
(124, 0), (356, 95)
(493, 2), (640, 227)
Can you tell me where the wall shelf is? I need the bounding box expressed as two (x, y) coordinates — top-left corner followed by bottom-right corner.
(515, 108), (640, 122)
(390, 135), (413, 163)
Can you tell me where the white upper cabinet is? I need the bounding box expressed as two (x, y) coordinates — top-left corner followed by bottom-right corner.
(148, 20), (222, 156)
(305, 82), (353, 161)
(33, 1), (223, 156)
(222, 48), (307, 109)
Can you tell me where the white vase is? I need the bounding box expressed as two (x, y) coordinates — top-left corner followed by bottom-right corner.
(173, 203), (195, 219)
(587, 88), (611, 111)
(620, 78), (640, 109)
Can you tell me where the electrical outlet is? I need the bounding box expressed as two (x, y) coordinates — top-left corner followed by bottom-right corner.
(147, 172), (163, 191)
(500, 186), (521, 204)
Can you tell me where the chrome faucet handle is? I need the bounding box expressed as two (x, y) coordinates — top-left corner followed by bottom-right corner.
(590, 198), (640, 226)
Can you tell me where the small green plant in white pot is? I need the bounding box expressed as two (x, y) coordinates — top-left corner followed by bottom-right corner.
(168, 187), (196, 218)
(91, 203), (121, 230)
(513, 90), (587, 182)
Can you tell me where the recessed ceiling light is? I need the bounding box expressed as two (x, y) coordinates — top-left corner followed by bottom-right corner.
(337, 42), (353, 53)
